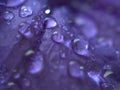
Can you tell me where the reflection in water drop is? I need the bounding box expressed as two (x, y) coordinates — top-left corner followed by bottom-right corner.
(72, 37), (89, 56)
(6, 0), (25, 7)
(29, 53), (44, 74)
(19, 6), (33, 18)
(44, 18), (57, 29)
(3, 11), (14, 21)
(52, 32), (64, 43)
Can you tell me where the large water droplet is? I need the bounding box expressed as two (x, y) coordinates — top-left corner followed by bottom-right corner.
(52, 32), (64, 43)
(72, 37), (89, 56)
(68, 61), (85, 78)
(18, 23), (33, 39)
(19, 6), (33, 18)
(6, 0), (25, 7)
(3, 11), (14, 21)
(29, 53), (44, 74)
(44, 18), (57, 29)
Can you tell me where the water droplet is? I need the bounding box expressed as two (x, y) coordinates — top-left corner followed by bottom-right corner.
(101, 82), (114, 90)
(29, 53), (44, 74)
(44, 18), (57, 29)
(45, 9), (51, 14)
(3, 11), (14, 21)
(52, 32), (64, 43)
(19, 6), (33, 18)
(23, 78), (30, 87)
(14, 73), (20, 79)
(68, 61), (84, 78)
(72, 37), (89, 56)
(18, 23), (33, 39)
(7, 82), (15, 87)
(97, 37), (113, 47)
(25, 50), (35, 56)
(6, 0), (25, 7)
(103, 70), (113, 78)
(88, 72), (100, 85)
(59, 51), (66, 59)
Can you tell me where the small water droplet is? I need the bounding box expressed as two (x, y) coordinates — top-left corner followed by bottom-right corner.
(72, 37), (89, 56)
(3, 11), (14, 21)
(6, 0), (25, 7)
(44, 18), (57, 29)
(19, 6), (33, 18)
(59, 51), (66, 59)
(101, 82), (114, 90)
(23, 78), (30, 87)
(52, 32), (64, 43)
(97, 37), (113, 47)
(18, 23), (33, 39)
(68, 61), (84, 78)
(14, 73), (20, 79)
(29, 53), (44, 74)
(45, 9), (51, 14)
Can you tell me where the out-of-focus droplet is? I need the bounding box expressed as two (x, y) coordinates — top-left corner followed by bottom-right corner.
(101, 82), (114, 90)
(52, 32), (64, 43)
(88, 72), (100, 85)
(6, 0), (25, 7)
(75, 16), (98, 38)
(72, 37), (89, 56)
(25, 50), (35, 56)
(68, 61), (84, 78)
(3, 11), (14, 21)
(14, 73), (20, 79)
(97, 37), (113, 47)
(7, 82), (15, 87)
(29, 53), (44, 74)
(19, 6), (33, 18)
(59, 51), (66, 59)
(45, 9), (51, 14)
(44, 18), (57, 29)
(23, 78), (30, 87)
(18, 23), (33, 39)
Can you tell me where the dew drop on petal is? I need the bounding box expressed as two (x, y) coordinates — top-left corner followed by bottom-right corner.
(3, 11), (14, 21)
(18, 23), (33, 39)
(44, 18), (57, 29)
(72, 37), (89, 56)
(45, 9), (51, 14)
(68, 61), (84, 78)
(29, 53), (44, 74)
(19, 6), (33, 18)
(52, 32), (64, 43)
